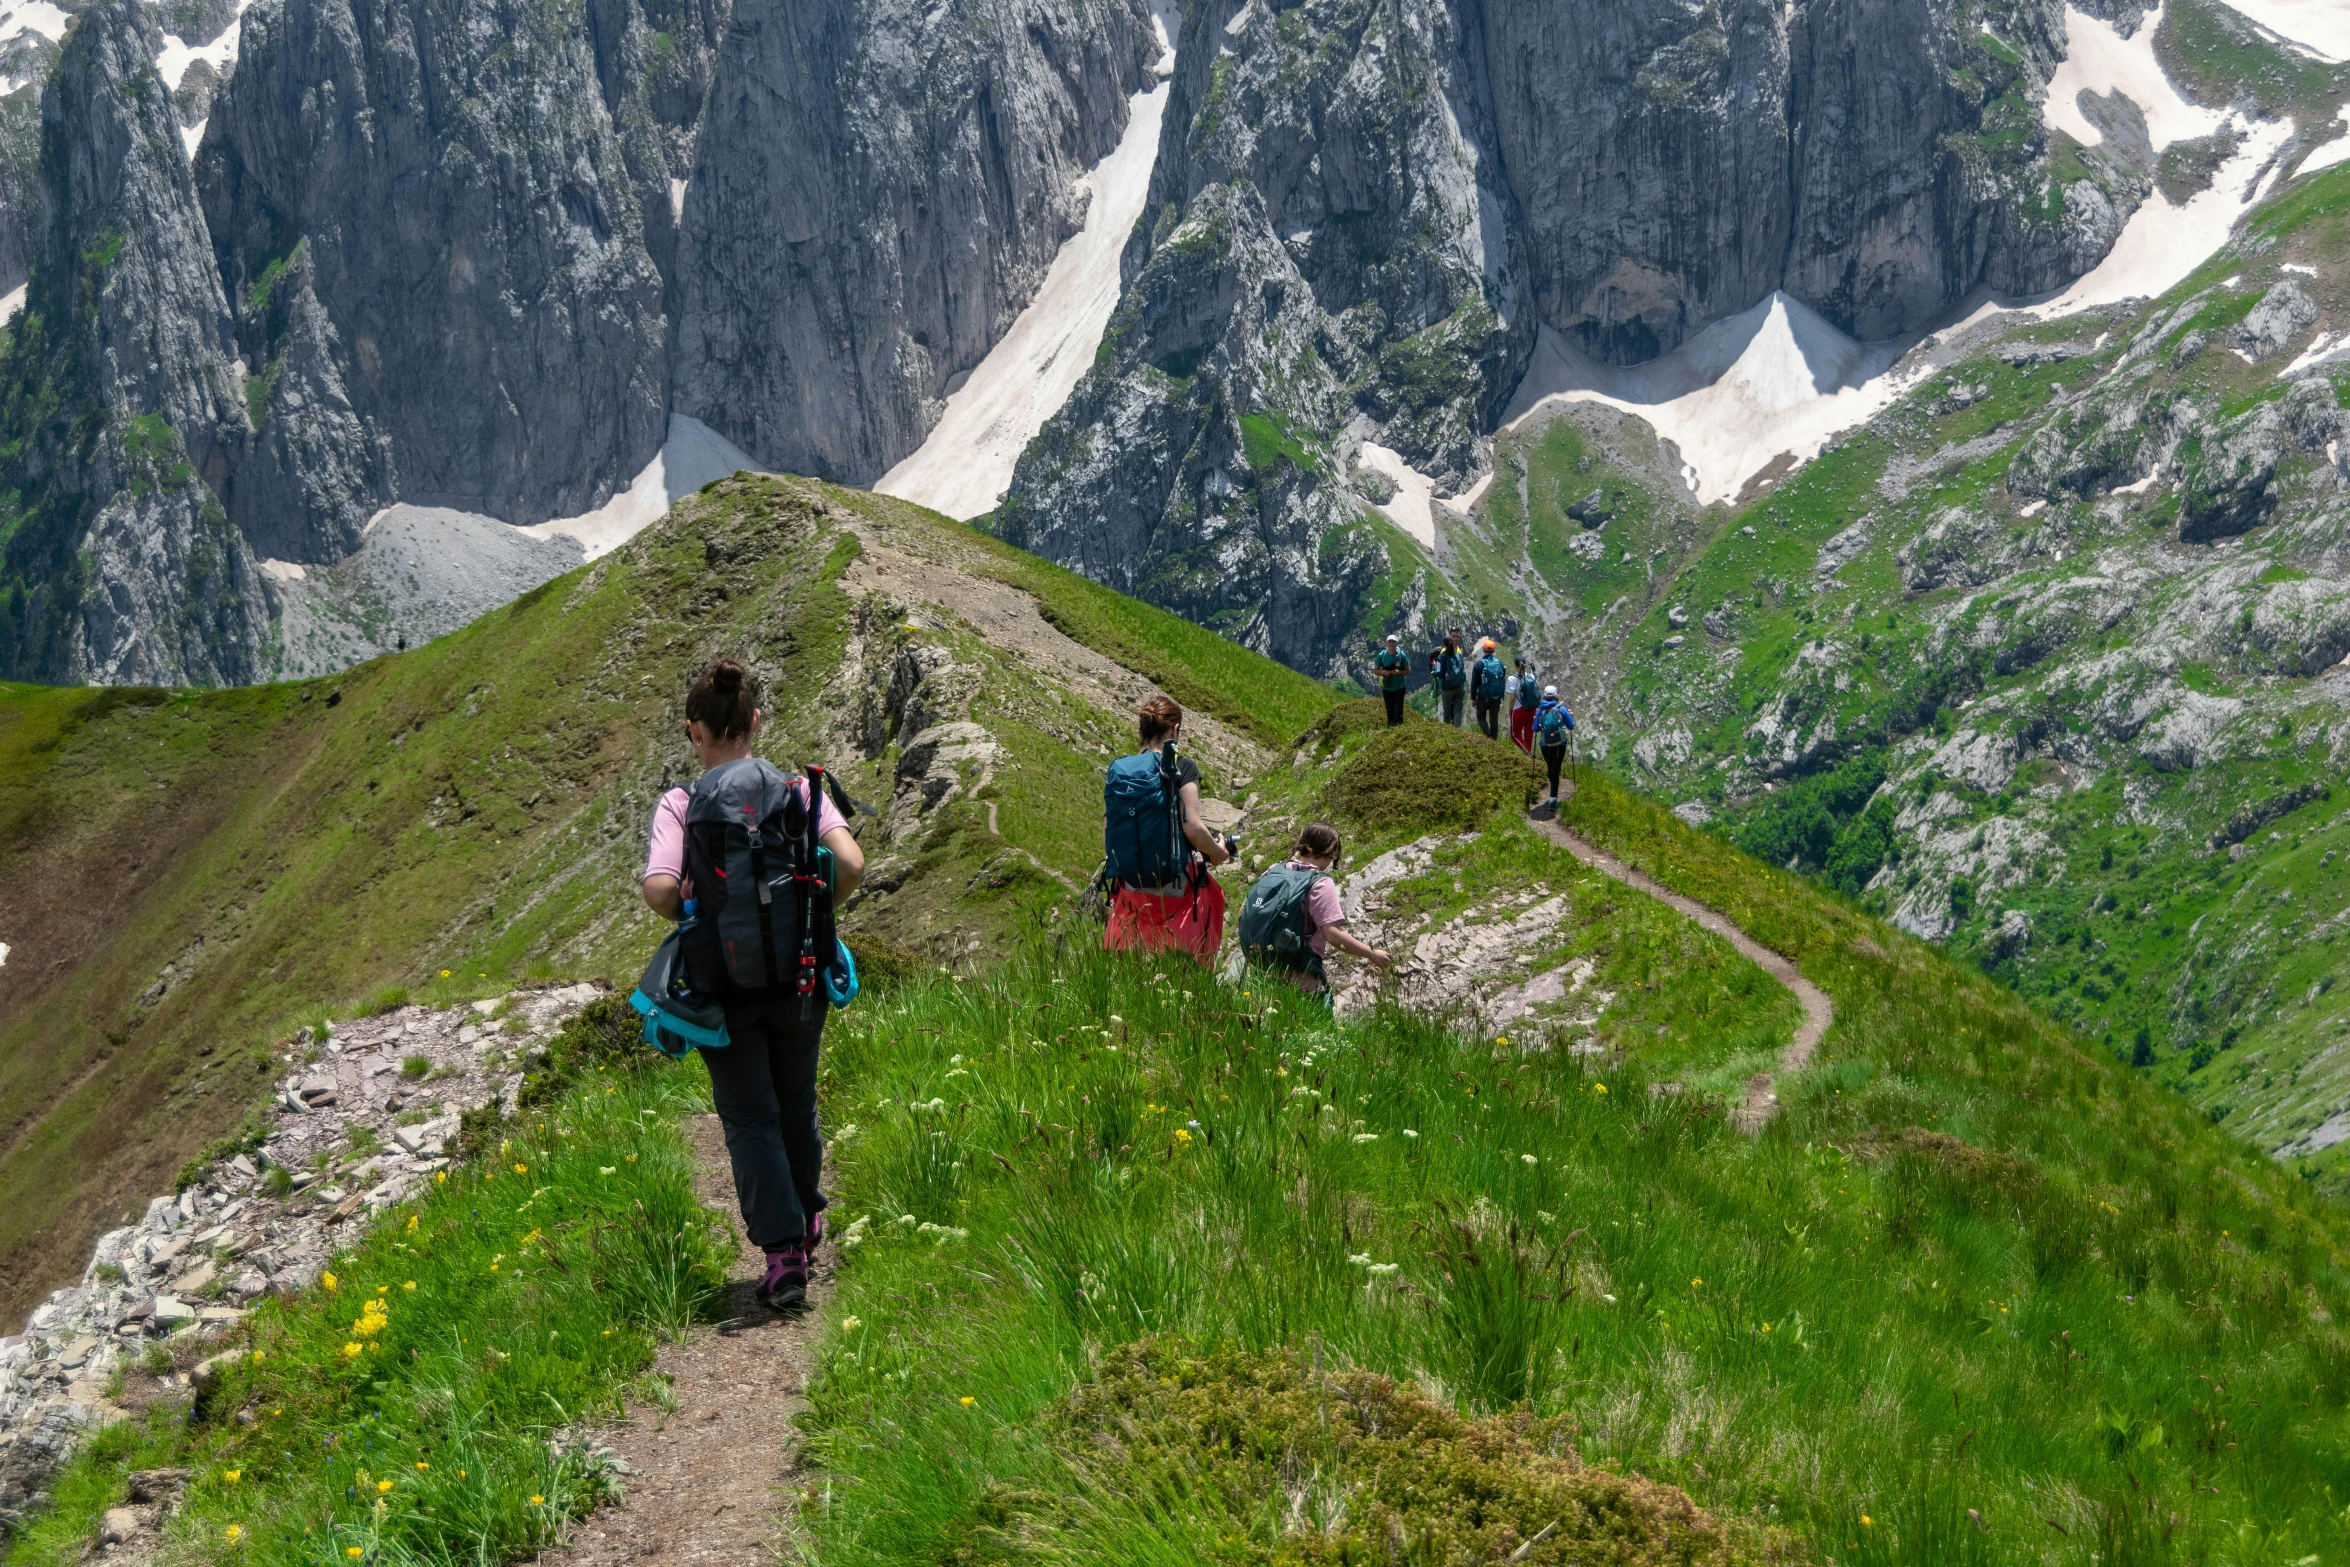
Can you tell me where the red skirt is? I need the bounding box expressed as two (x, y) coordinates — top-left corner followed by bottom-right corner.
(1510, 707), (1535, 753)
(1105, 877), (1227, 965)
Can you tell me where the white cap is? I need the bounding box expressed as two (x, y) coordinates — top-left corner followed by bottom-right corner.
(1384, 631), (1400, 642)
(1543, 684), (1558, 698)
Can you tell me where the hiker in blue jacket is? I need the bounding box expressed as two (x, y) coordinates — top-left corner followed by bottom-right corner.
(1533, 686), (1576, 805)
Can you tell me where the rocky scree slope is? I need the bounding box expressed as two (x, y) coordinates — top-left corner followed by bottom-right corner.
(1551, 162), (2350, 1189)
(0, 472), (1326, 1326)
(995, 0), (2150, 683)
(0, 0), (1159, 686)
(0, 986), (592, 1534)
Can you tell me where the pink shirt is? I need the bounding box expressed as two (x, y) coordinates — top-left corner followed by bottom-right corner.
(643, 778), (848, 899)
(1292, 862), (1346, 957)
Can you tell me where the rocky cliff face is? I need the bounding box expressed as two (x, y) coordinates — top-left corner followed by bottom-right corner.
(0, 0), (265, 686)
(996, 0), (1524, 680)
(197, 0), (672, 529)
(670, 0), (1160, 484)
(997, 0), (2152, 680)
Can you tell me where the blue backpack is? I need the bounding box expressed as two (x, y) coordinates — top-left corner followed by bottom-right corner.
(1436, 646), (1467, 689)
(1537, 702), (1575, 747)
(1473, 654), (1507, 701)
(1104, 749), (1185, 890)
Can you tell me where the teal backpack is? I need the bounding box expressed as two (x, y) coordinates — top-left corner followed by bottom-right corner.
(1238, 864), (1326, 979)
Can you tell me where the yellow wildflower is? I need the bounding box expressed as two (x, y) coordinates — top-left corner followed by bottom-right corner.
(1174, 1128), (1193, 1146)
(1592, 1083), (1608, 1095)
(225, 1525), (244, 1544)
(404, 1280), (417, 1291)
(347, 1548), (365, 1559)
(322, 1271), (339, 1293)
(415, 1462), (429, 1471)
(377, 1480), (395, 1494)
(435, 1171), (448, 1185)
(342, 1342), (364, 1360)
(959, 1396), (976, 1407)
(840, 1316), (862, 1333)
(512, 1163), (528, 1176)
(530, 1495), (545, 1506)
(405, 1213), (419, 1235)
(439, 969), (451, 978)
(1860, 1515), (1874, 1528)
(222, 1470), (242, 1485)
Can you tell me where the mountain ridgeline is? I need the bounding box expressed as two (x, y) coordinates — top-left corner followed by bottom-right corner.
(0, 0), (2153, 686)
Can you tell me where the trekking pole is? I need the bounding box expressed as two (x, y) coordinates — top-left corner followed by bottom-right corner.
(794, 765), (827, 1020)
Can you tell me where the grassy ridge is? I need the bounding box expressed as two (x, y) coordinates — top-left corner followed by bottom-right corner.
(0, 477), (1341, 1324)
(800, 771), (2350, 1565)
(13, 1009), (722, 1567)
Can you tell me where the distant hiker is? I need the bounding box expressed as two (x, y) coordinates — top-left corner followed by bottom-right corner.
(1102, 696), (1236, 965)
(1509, 659), (1538, 754)
(1375, 632), (1411, 726)
(1430, 628), (1469, 727)
(1237, 822), (1391, 999)
(1533, 685), (1576, 805)
(641, 658), (865, 1312)
(1472, 638), (1507, 740)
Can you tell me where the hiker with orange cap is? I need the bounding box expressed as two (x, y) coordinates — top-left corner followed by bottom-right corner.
(1471, 638), (1508, 740)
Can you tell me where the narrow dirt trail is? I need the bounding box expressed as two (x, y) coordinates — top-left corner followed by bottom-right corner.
(534, 1116), (828, 1567)
(1528, 792), (1832, 1131)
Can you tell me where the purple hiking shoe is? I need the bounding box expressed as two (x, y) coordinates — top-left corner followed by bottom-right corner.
(758, 1240), (808, 1311)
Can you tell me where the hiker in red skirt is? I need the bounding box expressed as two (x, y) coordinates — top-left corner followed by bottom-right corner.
(1101, 696), (1235, 964)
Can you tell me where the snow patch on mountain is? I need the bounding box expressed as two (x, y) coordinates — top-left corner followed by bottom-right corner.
(1501, 293), (1923, 507)
(875, 2), (1178, 521)
(2215, 0), (2350, 62)
(2045, 5), (2226, 150)
(520, 414), (756, 560)
(1354, 442), (1441, 547)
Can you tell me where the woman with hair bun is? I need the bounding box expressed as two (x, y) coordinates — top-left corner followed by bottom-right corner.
(641, 657), (864, 1311)
(1101, 695), (1234, 964)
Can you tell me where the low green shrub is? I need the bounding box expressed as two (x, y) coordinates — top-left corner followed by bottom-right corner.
(1318, 711), (1545, 832)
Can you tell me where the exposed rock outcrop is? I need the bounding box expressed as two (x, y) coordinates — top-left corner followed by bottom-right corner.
(0, 0), (264, 685)
(197, 0), (672, 529)
(671, 0), (1160, 483)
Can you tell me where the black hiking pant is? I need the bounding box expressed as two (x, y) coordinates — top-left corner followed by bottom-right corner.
(703, 993), (829, 1250)
(1382, 689), (1406, 725)
(1440, 686), (1466, 726)
(1541, 742), (1566, 799)
(1475, 698), (1501, 739)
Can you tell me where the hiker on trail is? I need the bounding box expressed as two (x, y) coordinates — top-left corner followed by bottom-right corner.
(1430, 628), (1469, 727)
(1102, 695), (1236, 965)
(1238, 822), (1391, 1000)
(1533, 685), (1576, 805)
(641, 658), (865, 1312)
(1374, 632), (1411, 726)
(1471, 638), (1508, 741)
(1509, 659), (1538, 754)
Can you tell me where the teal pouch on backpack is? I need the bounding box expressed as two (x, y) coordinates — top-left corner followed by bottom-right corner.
(629, 923), (731, 1058)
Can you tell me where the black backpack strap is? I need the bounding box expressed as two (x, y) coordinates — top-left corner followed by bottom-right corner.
(748, 824), (782, 990)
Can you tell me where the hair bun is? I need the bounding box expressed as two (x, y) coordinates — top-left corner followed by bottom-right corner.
(710, 661), (744, 694)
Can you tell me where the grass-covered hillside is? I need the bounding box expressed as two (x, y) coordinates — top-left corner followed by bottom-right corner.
(29, 689), (2350, 1566)
(803, 754), (2350, 1567)
(0, 475), (1335, 1323)
(1511, 155), (2350, 1189)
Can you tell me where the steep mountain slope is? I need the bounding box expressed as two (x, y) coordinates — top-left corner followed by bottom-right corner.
(0, 471), (1331, 1323)
(0, 0), (1166, 687)
(990, 0), (2159, 680)
(1538, 160), (2350, 1188)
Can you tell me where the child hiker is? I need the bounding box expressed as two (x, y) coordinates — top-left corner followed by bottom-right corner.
(1237, 822), (1392, 999)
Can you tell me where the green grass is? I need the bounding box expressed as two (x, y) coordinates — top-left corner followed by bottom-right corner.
(11, 1004), (725, 1567)
(1312, 700), (1545, 832)
(796, 776), (2350, 1567)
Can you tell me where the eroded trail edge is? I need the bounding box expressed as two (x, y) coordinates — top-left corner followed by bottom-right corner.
(1528, 797), (1832, 1132)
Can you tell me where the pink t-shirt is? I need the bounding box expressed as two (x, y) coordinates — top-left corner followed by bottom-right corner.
(643, 778), (848, 899)
(1291, 862), (1346, 957)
